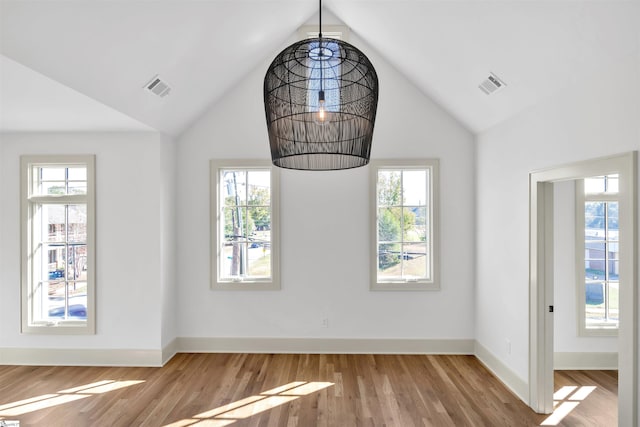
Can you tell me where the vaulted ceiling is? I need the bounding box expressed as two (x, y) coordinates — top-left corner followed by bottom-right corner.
(1, 0), (638, 136)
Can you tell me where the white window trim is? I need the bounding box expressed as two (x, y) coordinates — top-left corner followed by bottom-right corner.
(298, 25), (350, 41)
(210, 159), (280, 290)
(20, 155), (96, 334)
(575, 179), (619, 336)
(370, 159), (440, 291)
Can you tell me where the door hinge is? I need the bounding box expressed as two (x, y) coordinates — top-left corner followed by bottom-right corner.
(549, 305), (554, 313)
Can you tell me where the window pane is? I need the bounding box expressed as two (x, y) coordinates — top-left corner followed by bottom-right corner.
(403, 207), (426, 242)
(36, 166), (88, 196)
(222, 171), (247, 206)
(377, 171), (401, 206)
(248, 207), (270, 237)
(585, 245), (605, 280)
(40, 181), (67, 195)
(585, 281), (605, 325)
(378, 243), (401, 278)
(221, 244), (234, 277)
(378, 208), (401, 242)
(223, 207), (248, 242)
(247, 244), (271, 277)
(607, 202), (619, 232)
(402, 242), (427, 279)
(403, 170), (427, 206)
(68, 244), (87, 281)
(584, 174), (619, 194)
(44, 205), (66, 242)
(40, 167), (66, 181)
(68, 205), (87, 242)
(46, 294), (65, 320)
(68, 182), (87, 195)
(45, 245), (66, 282)
(584, 176), (605, 193)
(585, 282), (604, 305)
(609, 260), (619, 279)
(585, 201), (605, 232)
(221, 242), (247, 277)
(47, 285), (87, 320)
(248, 170), (270, 203)
(67, 167), (86, 181)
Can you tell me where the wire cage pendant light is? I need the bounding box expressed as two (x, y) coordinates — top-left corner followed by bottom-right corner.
(263, 0), (379, 171)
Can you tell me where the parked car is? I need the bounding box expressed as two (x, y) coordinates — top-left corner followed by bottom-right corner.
(48, 269), (65, 280)
(48, 295), (87, 319)
(586, 283), (604, 305)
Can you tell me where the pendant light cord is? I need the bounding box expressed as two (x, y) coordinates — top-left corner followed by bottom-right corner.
(318, 0), (324, 93)
(318, 0), (322, 38)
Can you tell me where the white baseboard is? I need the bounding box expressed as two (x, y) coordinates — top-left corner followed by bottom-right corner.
(0, 338), (474, 366)
(554, 352), (618, 370)
(474, 341), (528, 403)
(177, 337), (475, 355)
(162, 338), (179, 365)
(0, 347), (163, 367)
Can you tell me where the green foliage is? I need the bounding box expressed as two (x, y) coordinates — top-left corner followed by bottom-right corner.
(379, 209), (401, 242)
(585, 201), (618, 230)
(379, 243), (400, 270)
(377, 171), (417, 243)
(378, 172), (402, 206)
(403, 210), (416, 236)
(48, 186), (65, 195)
(248, 187), (270, 231)
(223, 185), (270, 240)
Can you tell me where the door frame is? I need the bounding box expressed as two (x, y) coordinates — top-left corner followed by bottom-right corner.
(528, 151), (637, 424)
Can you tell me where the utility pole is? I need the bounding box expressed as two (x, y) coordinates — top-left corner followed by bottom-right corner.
(230, 172), (244, 276)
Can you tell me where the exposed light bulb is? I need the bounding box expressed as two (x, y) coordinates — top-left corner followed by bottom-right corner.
(314, 90), (330, 125)
(318, 100), (327, 122)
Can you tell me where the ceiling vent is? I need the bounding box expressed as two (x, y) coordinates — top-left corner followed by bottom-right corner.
(479, 72), (506, 95)
(144, 75), (171, 98)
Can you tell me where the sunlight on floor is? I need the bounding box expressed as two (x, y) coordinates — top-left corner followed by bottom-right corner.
(163, 381), (334, 427)
(0, 380), (144, 417)
(541, 385), (596, 425)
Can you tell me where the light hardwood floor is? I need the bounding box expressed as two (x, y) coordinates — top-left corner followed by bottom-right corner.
(0, 354), (617, 426)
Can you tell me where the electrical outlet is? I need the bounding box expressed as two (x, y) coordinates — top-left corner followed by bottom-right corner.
(506, 339), (511, 355)
(322, 318), (329, 328)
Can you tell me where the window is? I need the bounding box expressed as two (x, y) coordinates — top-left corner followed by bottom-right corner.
(370, 159), (440, 290)
(576, 174), (619, 335)
(210, 160), (280, 290)
(21, 155), (95, 334)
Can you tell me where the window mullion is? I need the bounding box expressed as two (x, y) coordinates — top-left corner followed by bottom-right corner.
(29, 195), (87, 204)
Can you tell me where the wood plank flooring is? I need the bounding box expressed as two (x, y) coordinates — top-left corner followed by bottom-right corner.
(0, 354), (617, 426)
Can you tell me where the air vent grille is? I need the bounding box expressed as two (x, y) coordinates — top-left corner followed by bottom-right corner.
(479, 72), (506, 95)
(144, 75), (171, 98)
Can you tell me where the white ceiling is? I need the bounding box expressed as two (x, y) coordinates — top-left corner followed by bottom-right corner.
(1, 0), (638, 137)
(0, 55), (152, 132)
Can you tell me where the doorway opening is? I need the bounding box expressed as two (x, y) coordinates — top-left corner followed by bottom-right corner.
(528, 152), (637, 425)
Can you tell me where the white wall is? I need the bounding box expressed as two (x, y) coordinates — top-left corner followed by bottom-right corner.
(159, 134), (178, 349)
(0, 131), (174, 353)
(176, 33), (476, 343)
(476, 54), (639, 383)
(553, 180), (617, 353)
